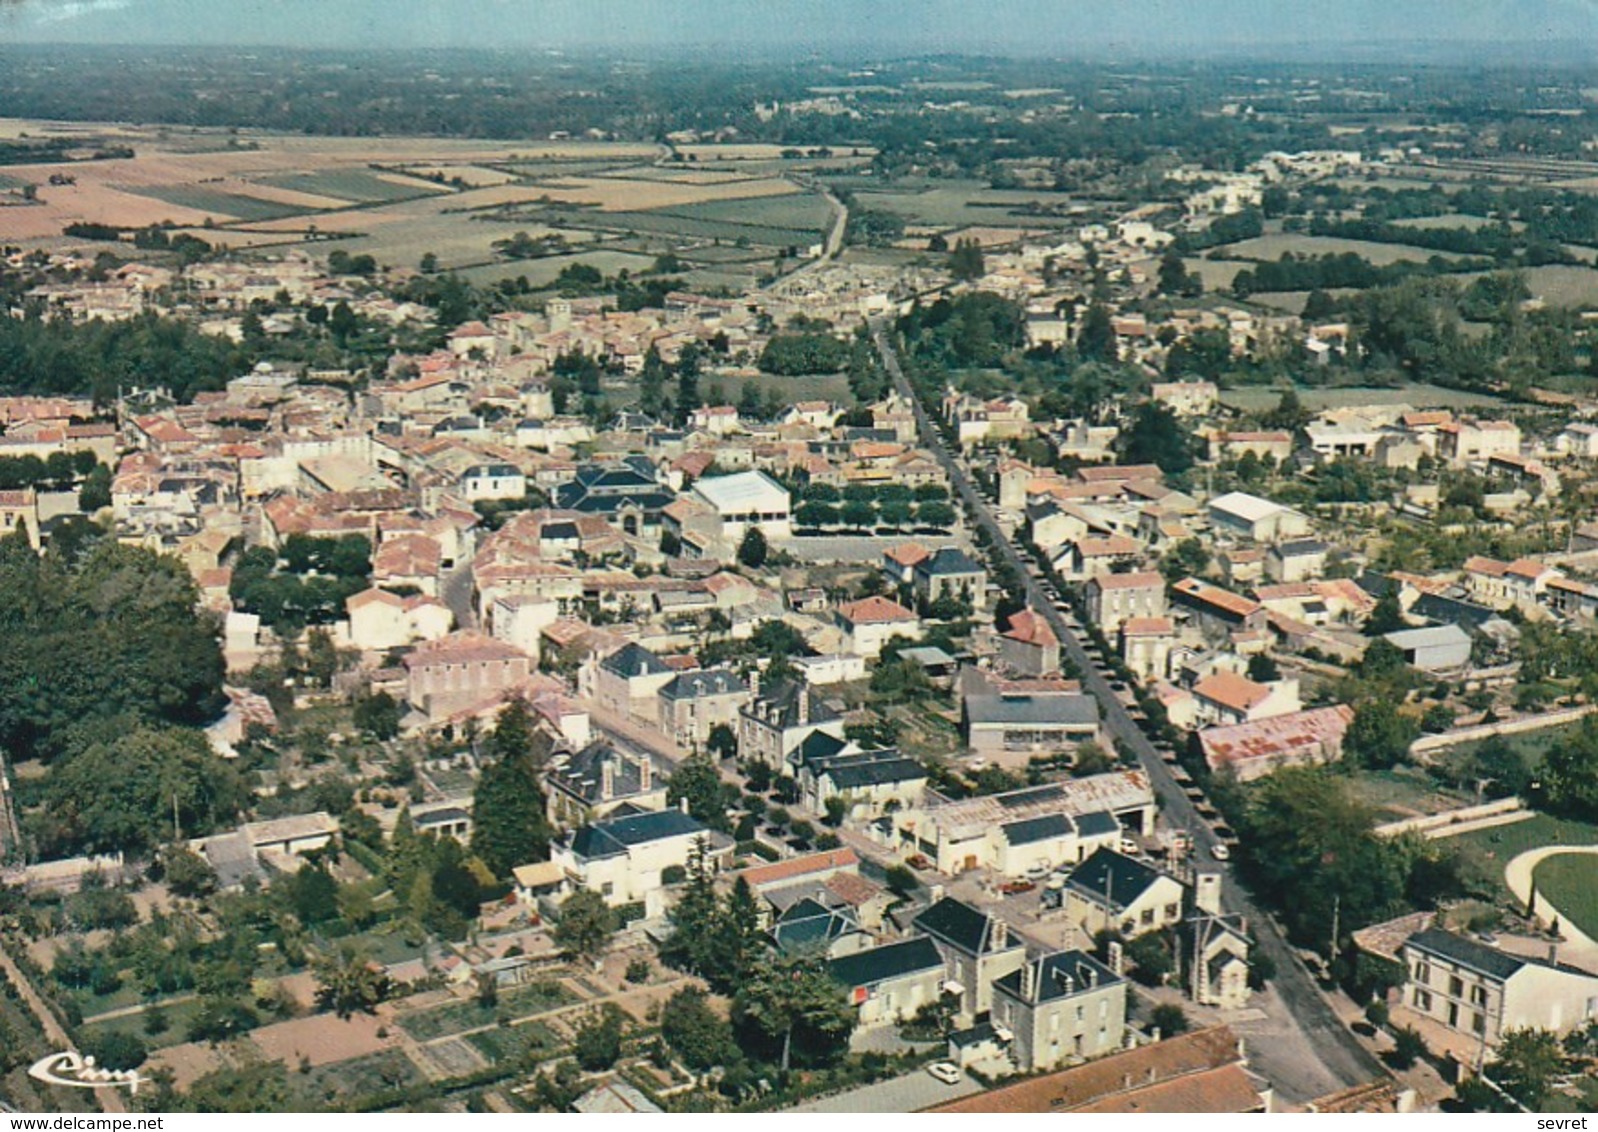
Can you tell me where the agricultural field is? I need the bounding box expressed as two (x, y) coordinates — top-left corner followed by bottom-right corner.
(396, 979), (573, 1042)
(839, 179), (1079, 231)
(119, 184), (312, 223)
(1213, 233), (1470, 266)
(1391, 214), (1520, 232)
(1220, 383), (1507, 412)
(255, 168), (450, 203)
(455, 249), (658, 287)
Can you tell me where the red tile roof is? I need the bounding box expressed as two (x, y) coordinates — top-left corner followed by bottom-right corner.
(837, 595), (917, 625)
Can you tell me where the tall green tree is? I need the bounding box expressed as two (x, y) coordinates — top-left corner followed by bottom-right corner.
(667, 756), (731, 829)
(639, 345), (667, 418)
(471, 718), (553, 877)
(733, 952), (854, 1071)
(661, 986), (734, 1071)
(661, 837), (721, 977)
(42, 724), (246, 855)
(312, 942), (391, 1020)
(553, 888), (619, 968)
(1118, 401), (1196, 475)
(1490, 1028), (1566, 1109)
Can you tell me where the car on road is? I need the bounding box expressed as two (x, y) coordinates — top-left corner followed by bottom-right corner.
(927, 1062), (963, 1085)
(999, 879), (1037, 895)
(1211, 844), (1232, 861)
(906, 854), (932, 870)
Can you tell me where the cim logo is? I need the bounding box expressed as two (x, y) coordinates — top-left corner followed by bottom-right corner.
(27, 1051), (144, 1095)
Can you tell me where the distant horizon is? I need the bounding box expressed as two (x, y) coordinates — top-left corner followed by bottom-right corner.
(1, 35), (1597, 70)
(1, 0), (1597, 64)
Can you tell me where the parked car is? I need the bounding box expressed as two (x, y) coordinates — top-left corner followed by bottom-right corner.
(1211, 844), (1232, 861)
(999, 880), (1036, 895)
(927, 1062), (963, 1085)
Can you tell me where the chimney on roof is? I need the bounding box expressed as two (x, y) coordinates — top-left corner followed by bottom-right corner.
(1107, 940), (1125, 977)
(991, 917), (1007, 950)
(1549, 943), (1559, 964)
(749, 668), (761, 701)
(1020, 960), (1036, 1002)
(798, 685), (810, 726)
(679, 797), (689, 814)
(601, 758), (615, 801)
(1195, 872), (1223, 917)
(638, 753), (652, 792)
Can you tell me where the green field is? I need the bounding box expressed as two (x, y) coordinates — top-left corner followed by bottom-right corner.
(465, 1019), (560, 1064)
(396, 980), (573, 1041)
(1447, 814), (1598, 902)
(660, 191), (835, 233)
(455, 248), (659, 287)
(123, 184), (309, 223)
(1442, 722), (1582, 772)
(1214, 233), (1470, 266)
(1220, 383), (1506, 412)
(1347, 768), (1472, 823)
(256, 169), (449, 204)
(291, 1049), (423, 1108)
(840, 180), (1078, 230)
(80, 997), (204, 1050)
(1531, 853), (1598, 940)
(520, 206), (822, 248)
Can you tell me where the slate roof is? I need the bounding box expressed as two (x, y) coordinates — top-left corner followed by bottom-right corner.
(1405, 928), (1542, 981)
(567, 809), (704, 860)
(795, 729), (851, 763)
(1001, 813), (1074, 846)
(828, 937), (944, 989)
(915, 546), (985, 578)
(994, 949), (1121, 1003)
(964, 693), (1099, 727)
(658, 669), (748, 701)
(914, 896), (1013, 955)
(743, 680), (840, 729)
(814, 750), (926, 790)
(1075, 810), (1122, 838)
(601, 642), (673, 679)
(1065, 847), (1167, 911)
(548, 741), (653, 804)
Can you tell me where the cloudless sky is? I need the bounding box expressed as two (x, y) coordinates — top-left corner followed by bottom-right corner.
(1, 0), (1596, 58)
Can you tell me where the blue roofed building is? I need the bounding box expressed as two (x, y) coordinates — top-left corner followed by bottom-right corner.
(550, 804), (720, 917)
(829, 937), (948, 1031)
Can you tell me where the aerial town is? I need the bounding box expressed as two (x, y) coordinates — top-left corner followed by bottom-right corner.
(4, 28), (1598, 1118)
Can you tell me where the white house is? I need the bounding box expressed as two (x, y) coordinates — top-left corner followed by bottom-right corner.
(690, 469), (793, 542)
(549, 806), (714, 918)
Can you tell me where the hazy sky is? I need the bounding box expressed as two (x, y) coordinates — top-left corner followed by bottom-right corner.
(2, 0), (1597, 58)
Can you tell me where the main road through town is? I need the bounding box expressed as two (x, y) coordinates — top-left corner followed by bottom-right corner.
(869, 317), (1386, 1103)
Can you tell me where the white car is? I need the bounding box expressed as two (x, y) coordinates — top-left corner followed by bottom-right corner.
(1211, 844), (1232, 861)
(926, 1062), (963, 1085)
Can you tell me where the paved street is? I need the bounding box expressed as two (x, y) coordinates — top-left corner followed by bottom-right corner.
(869, 319), (1386, 1104)
(784, 1064), (982, 1113)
